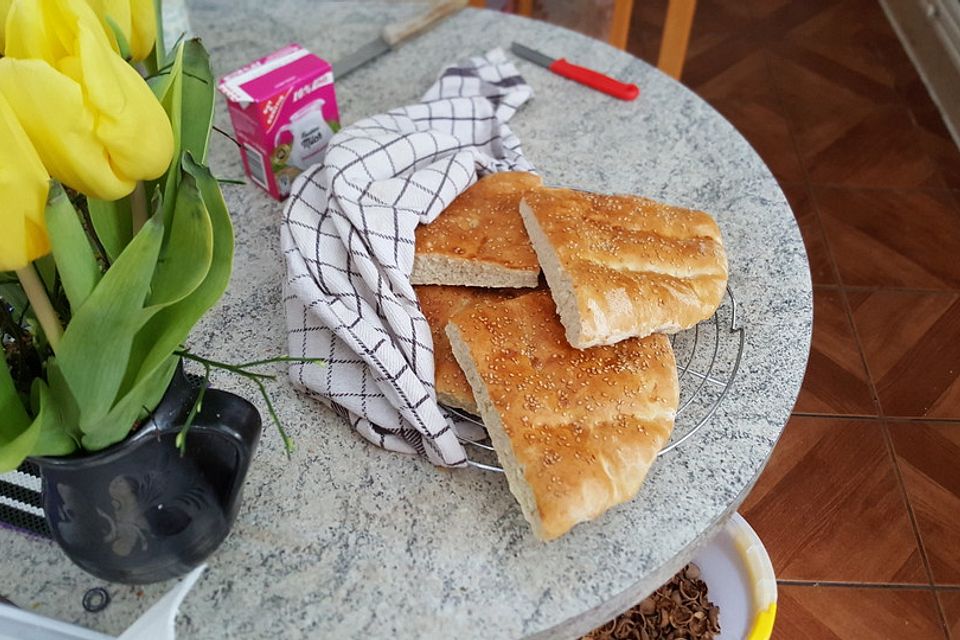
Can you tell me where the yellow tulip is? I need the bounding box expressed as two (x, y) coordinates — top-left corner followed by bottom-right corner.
(0, 93), (51, 272)
(0, 0), (12, 53)
(1, 0), (173, 201)
(84, 0), (156, 62)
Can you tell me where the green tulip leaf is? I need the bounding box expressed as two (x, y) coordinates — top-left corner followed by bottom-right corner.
(103, 15), (132, 61)
(151, 0), (166, 71)
(180, 39), (215, 164)
(121, 154), (233, 396)
(147, 172), (213, 308)
(0, 282), (29, 320)
(88, 196), (132, 262)
(45, 183), (101, 310)
(82, 354), (178, 451)
(32, 369), (79, 457)
(57, 216), (164, 438)
(33, 254), (57, 293)
(149, 43), (185, 225)
(0, 358), (37, 472)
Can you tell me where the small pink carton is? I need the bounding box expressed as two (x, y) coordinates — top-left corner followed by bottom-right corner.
(218, 44), (340, 199)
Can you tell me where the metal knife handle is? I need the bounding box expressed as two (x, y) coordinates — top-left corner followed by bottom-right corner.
(549, 59), (640, 101)
(381, 0), (469, 46)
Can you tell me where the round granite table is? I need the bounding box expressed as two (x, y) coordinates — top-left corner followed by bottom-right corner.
(0, 4), (812, 639)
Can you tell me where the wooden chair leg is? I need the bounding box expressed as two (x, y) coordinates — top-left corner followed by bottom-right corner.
(516, 0), (534, 17)
(657, 0), (697, 80)
(608, 0), (635, 50)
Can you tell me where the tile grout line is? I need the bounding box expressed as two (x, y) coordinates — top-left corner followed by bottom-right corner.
(858, 415), (960, 425)
(751, 12), (922, 604)
(935, 590), (955, 640)
(753, 26), (847, 293)
(761, 23), (945, 630)
(745, 9), (955, 636)
(804, 182), (960, 195)
(792, 412), (960, 424)
(790, 411), (881, 420)
(833, 278), (960, 625)
(778, 579), (941, 590)
(837, 239), (946, 620)
(842, 286), (960, 295)
(828, 272), (884, 424)
(881, 419), (951, 637)
(754, 13), (935, 608)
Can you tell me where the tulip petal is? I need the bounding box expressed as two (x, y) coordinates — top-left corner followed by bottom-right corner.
(3, 0), (63, 62)
(0, 92), (50, 272)
(0, 0), (13, 53)
(128, 0), (155, 61)
(77, 20), (174, 181)
(84, 0), (131, 57)
(0, 58), (133, 201)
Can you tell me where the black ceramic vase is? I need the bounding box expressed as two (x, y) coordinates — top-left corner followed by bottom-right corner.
(32, 363), (262, 584)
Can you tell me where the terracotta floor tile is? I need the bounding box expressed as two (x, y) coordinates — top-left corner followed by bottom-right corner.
(684, 42), (805, 182)
(782, 185), (835, 285)
(848, 291), (960, 419)
(776, 585), (946, 640)
(685, 36), (768, 99)
(740, 417), (924, 583)
(747, 0), (845, 39)
(773, 0), (901, 51)
(939, 591), (960, 638)
(889, 422), (960, 585)
(886, 46), (960, 189)
(911, 101), (960, 191)
(790, 103), (938, 188)
(765, 39), (940, 188)
(767, 38), (898, 122)
(814, 188), (960, 289)
(711, 96), (806, 183)
(794, 289), (875, 415)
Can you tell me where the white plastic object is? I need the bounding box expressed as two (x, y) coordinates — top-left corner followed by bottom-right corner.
(117, 564), (206, 640)
(691, 512), (777, 640)
(0, 564), (206, 640)
(0, 604), (113, 640)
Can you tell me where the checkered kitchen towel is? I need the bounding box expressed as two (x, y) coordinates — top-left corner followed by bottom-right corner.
(281, 49), (535, 467)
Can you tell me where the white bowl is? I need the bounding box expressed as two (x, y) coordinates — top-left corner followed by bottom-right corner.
(692, 512), (777, 640)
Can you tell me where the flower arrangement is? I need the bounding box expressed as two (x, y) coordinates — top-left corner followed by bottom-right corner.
(0, 0), (288, 472)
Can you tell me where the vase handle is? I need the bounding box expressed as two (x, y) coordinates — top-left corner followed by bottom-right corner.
(186, 389), (262, 504)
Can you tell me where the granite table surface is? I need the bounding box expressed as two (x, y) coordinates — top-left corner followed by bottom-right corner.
(0, 3), (812, 639)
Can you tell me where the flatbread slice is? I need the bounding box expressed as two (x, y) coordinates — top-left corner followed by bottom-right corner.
(446, 291), (679, 540)
(520, 187), (728, 348)
(412, 172), (542, 288)
(416, 285), (521, 414)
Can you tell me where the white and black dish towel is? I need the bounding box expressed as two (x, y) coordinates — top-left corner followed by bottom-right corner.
(281, 49), (535, 467)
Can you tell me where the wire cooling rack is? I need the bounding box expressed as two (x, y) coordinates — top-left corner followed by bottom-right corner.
(452, 287), (745, 472)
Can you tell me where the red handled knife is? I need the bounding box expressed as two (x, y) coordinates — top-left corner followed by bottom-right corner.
(511, 42), (639, 101)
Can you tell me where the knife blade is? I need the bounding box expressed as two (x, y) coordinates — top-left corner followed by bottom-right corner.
(333, 0), (469, 79)
(510, 42), (640, 101)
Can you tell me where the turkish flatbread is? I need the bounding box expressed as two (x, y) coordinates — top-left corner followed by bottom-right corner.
(412, 172), (543, 288)
(416, 285), (520, 414)
(446, 291), (679, 540)
(520, 188), (728, 348)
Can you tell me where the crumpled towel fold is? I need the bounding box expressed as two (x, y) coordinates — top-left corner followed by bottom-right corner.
(281, 49), (535, 467)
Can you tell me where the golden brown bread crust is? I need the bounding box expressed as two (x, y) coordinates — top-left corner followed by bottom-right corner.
(412, 172), (543, 287)
(520, 188), (728, 348)
(415, 285), (522, 414)
(446, 291), (678, 540)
